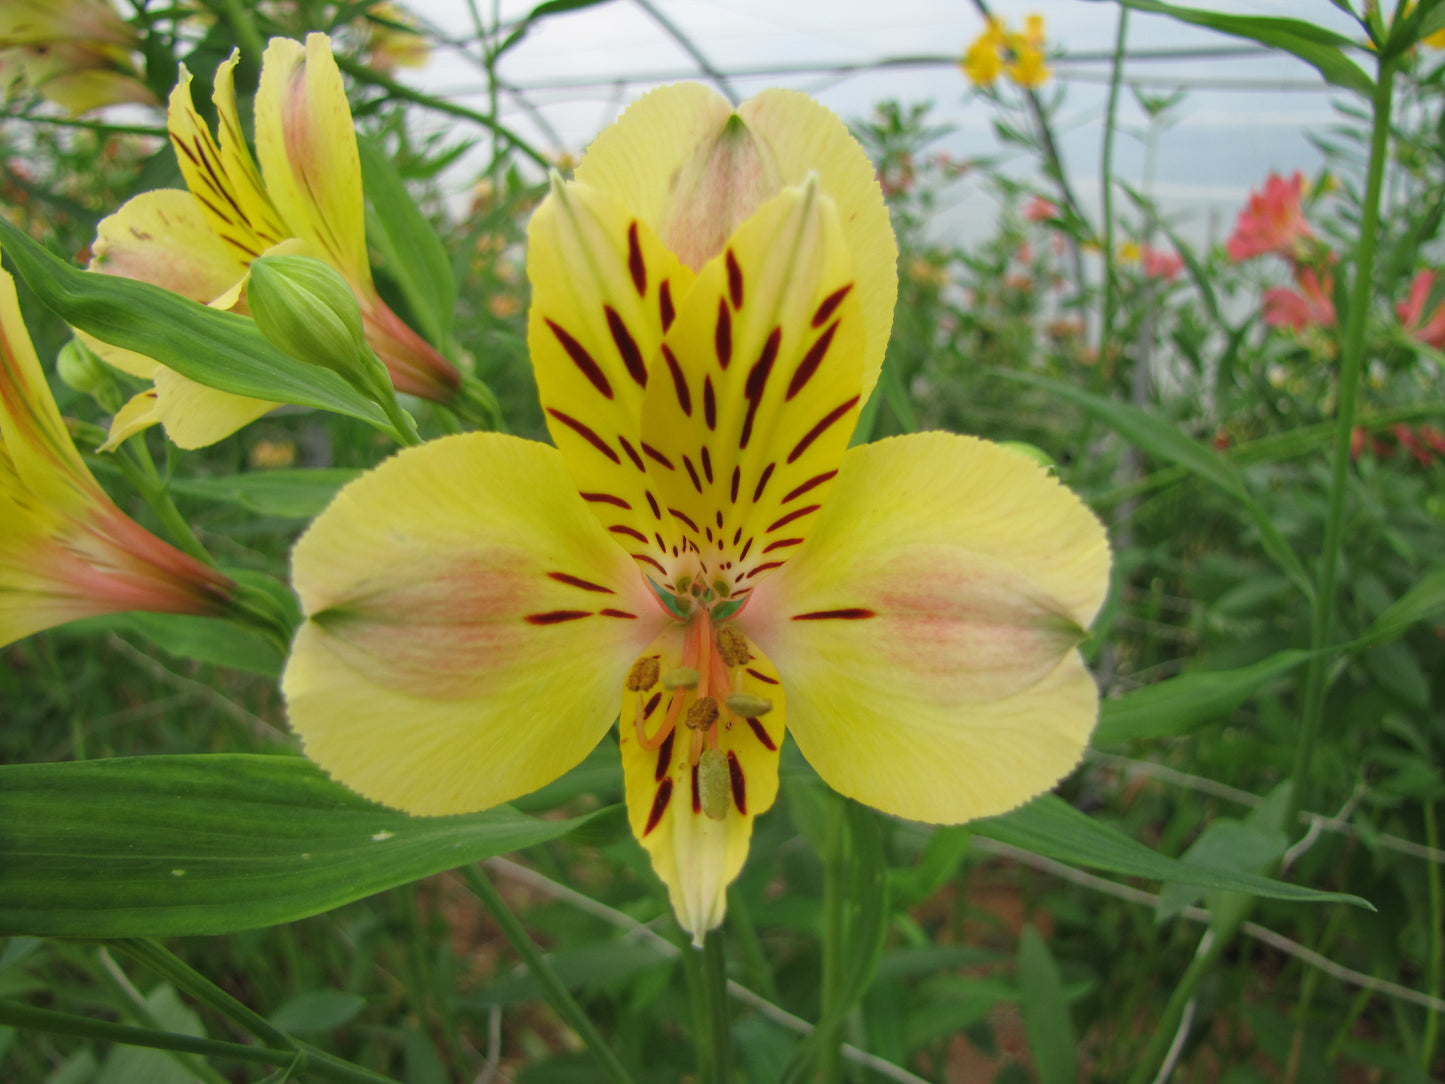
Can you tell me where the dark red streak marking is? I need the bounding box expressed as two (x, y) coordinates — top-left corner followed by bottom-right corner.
(728, 751), (747, 814)
(738, 537), (753, 562)
(645, 691), (662, 718)
(627, 221), (646, 296)
(786, 320), (838, 401)
(580, 491), (630, 509)
(642, 442), (675, 470)
(752, 463), (775, 502)
(604, 306), (648, 387)
(645, 490), (662, 519)
(701, 446), (714, 484)
(683, 455), (702, 493)
(525, 610), (592, 625)
(547, 571), (614, 593)
(729, 466), (740, 503)
(746, 667), (779, 685)
(616, 435), (645, 471)
(746, 717), (776, 751)
(546, 320), (613, 399)
(691, 765), (701, 813)
(726, 248), (744, 309)
(703, 376), (717, 431)
(660, 280), (675, 331)
(662, 345), (691, 416)
(599, 608), (637, 618)
(740, 328), (781, 449)
(744, 561), (784, 579)
(811, 283), (853, 328)
(715, 299), (732, 368)
(792, 608), (877, 620)
(644, 778), (673, 835)
(762, 537), (804, 554)
(766, 504), (820, 533)
(547, 408), (619, 463)
(634, 553), (667, 574)
(654, 728), (674, 781)
(781, 470), (837, 504)
(788, 396), (860, 464)
(669, 507), (700, 532)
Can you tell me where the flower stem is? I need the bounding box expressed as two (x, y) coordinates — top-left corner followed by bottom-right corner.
(1423, 800), (1442, 1069)
(1289, 56), (1397, 826)
(819, 801), (846, 1084)
(702, 930), (734, 1083)
(459, 865), (638, 1084)
(1125, 925), (1230, 1084)
(1099, 7), (1129, 358)
(116, 439), (215, 567)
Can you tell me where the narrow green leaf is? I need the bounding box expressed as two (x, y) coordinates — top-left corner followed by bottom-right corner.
(96, 984), (206, 1084)
(992, 369), (1313, 597)
(268, 991), (367, 1034)
(168, 469), (361, 519)
(1107, 0), (1374, 96)
(1358, 566), (1445, 646)
(975, 794), (1370, 908)
(0, 755), (603, 937)
(358, 137), (455, 345)
(0, 221), (392, 432)
(65, 610), (285, 677)
(1017, 926), (1077, 1084)
(1095, 649), (1315, 743)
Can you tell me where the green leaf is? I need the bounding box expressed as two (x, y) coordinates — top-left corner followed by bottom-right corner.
(992, 369), (1313, 597)
(975, 794), (1370, 908)
(96, 984), (204, 1084)
(0, 221), (392, 433)
(358, 137), (455, 346)
(1106, 0), (1375, 97)
(168, 469), (361, 519)
(1359, 565), (1445, 646)
(1016, 926), (1077, 1084)
(268, 991), (367, 1034)
(65, 611), (285, 677)
(1095, 649), (1315, 743)
(0, 755), (604, 937)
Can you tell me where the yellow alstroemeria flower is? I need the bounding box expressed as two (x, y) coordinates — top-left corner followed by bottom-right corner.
(282, 84), (1110, 944)
(0, 261), (234, 647)
(85, 34), (461, 450)
(0, 0), (155, 113)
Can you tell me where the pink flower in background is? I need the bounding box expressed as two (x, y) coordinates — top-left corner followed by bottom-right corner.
(1141, 245), (1184, 281)
(1263, 266), (1335, 330)
(1024, 195), (1058, 222)
(1396, 269), (1445, 350)
(1226, 171), (1312, 262)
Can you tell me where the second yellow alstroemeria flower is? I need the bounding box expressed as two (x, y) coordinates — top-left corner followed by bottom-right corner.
(85, 34), (462, 449)
(0, 0), (156, 113)
(282, 84), (1110, 944)
(0, 260), (234, 647)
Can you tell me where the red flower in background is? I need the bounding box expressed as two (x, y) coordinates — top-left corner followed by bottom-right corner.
(1263, 266), (1335, 330)
(1396, 269), (1445, 350)
(1227, 171), (1312, 262)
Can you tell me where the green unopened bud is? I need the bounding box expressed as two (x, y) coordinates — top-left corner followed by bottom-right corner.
(248, 255), (378, 384)
(56, 338), (113, 397)
(999, 440), (1058, 476)
(697, 748), (731, 821)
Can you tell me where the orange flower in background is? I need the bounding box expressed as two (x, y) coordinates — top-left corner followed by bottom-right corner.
(1141, 245), (1184, 282)
(1226, 171), (1313, 262)
(1263, 266), (1335, 330)
(1396, 269), (1445, 349)
(0, 259), (233, 648)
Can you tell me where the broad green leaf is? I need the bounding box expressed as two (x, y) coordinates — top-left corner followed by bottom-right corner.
(992, 369), (1312, 597)
(1359, 566), (1445, 646)
(0, 222), (392, 433)
(359, 137), (455, 346)
(0, 755), (603, 938)
(1017, 926), (1077, 1084)
(65, 610), (285, 677)
(168, 469), (361, 519)
(268, 991), (367, 1034)
(1095, 649), (1315, 743)
(1105, 0), (1375, 97)
(975, 794), (1370, 908)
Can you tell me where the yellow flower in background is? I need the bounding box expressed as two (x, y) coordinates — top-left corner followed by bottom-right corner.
(1118, 240), (1142, 264)
(0, 259), (233, 648)
(961, 12), (1051, 90)
(363, 3), (431, 74)
(0, 0), (155, 113)
(282, 83), (1110, 944)
(85, 34), (461, 450)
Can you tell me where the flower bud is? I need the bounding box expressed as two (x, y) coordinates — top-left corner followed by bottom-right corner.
(56, 338), (113, 397)
(248, 255), (381, 386)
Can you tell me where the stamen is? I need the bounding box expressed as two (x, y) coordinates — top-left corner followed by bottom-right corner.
(685, 696), (719, 731)
(726, 692), (772, 717)
(626, 656), (660, 691)
(663, 667), (700, 690)
(716, 625), (749, 667)
(697, 748), (731, 821)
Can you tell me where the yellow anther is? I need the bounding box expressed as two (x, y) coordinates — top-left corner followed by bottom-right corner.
(716, 625), (750, 667)
(625, 656), (660, 692)
(685, 696), (720, 731)
(726, 692), (772, 718)
(697, 748), (731, 821)
(663, 666), (701, 690)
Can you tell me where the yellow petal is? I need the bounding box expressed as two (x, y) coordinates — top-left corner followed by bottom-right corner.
(149, 367), (277, 450)
(99, 388), (161, 451)
(638, 180), (864, 595)
(526, 176), (695, 573)
(168, 55), (287, 265)
(254, 34), (370, 286)
(284, 433), (669, 815)
(619, 625), (784, 944)
(576, 84), (896, 403)
(89, 188), (249, 302)
(741, 433), (1111, 824)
